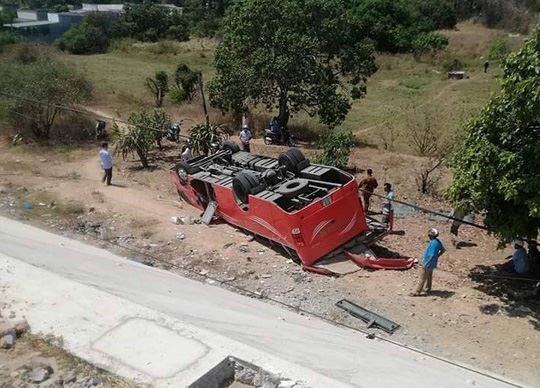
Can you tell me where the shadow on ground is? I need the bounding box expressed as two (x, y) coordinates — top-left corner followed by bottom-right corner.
(470, 264), (540, 330)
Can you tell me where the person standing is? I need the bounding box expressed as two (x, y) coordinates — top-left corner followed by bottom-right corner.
(411, 228), (446, 296)
(239, 124), (252, 152)
(99, 142), (113, 186)
(382, 182), (393, 225)
(484, 60), (489, 73)
(181, 142), (192, 162)
(358, 168), (378, 213)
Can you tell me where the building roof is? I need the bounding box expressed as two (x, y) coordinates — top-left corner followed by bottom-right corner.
(4, 20), (55, 28)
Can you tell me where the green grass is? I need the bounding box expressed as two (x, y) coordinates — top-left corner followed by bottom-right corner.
(399, 77), (431, 90)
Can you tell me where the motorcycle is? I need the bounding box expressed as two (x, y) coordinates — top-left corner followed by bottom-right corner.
(264, 127), (295, 146)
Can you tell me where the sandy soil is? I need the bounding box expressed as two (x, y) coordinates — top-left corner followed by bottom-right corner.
(0, 139), (538, 386)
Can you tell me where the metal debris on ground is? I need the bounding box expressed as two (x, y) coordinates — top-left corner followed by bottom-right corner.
(336, 299), (400, 334)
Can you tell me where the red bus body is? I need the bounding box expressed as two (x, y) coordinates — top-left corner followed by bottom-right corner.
(169, 147), (409, 273)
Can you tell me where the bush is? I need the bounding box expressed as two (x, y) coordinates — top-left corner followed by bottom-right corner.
(0, 48), (92, 140)
(58, 22), (109, 54)
(188, 123), (226, 156)
(412, 32), (448, 55)
(169, 86), (188, 104)
(167, 25), (190, 42)
(442, 57), (466, 72)
(489, 36), (511, 61)
(315, 131), (355, 169)
(57, 15), (112, 54)
(0, 31), (20, 52)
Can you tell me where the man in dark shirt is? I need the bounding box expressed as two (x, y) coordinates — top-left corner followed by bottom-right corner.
(358, 168), (378, 213)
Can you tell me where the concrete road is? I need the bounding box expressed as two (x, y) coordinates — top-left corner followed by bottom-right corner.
(0, 216), (521, 387)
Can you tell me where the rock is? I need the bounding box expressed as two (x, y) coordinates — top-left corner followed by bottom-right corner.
(63, 373), (77, 384)
(85, 377), (103, 386)
(39, 158), (48, 163)
(176, 233), (185, 240)
(0, 322), (16, 337)
(261, 274), (272, 279)
(246, 235), (255, 242)
(199, 269), (209, 276)
(29, 367), (52, 383)
(0, 334), (15, 349)
(409, 312), (415, 317)
(239, 245), (249, 253)
(14, 320), (30, 336)
(171, 216), (181, 225)
(225, 276), (236, 282)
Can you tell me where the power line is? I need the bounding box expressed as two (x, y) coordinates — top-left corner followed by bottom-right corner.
(0, 91), (191, 140)
(359, 187), (488, 231)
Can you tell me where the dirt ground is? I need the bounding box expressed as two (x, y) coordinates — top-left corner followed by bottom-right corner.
(0, 332), (135, 388)
(0, 139), (539, 387)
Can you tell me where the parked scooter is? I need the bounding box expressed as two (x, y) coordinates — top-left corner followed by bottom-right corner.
(264, 126), (295, 146)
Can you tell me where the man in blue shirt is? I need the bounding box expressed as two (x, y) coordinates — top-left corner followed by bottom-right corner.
(503, 241), (530, 274)
(99, 142), (113, 186)
(411, 228), (446, 296)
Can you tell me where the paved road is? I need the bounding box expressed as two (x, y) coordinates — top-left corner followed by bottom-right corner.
(0, 216), (521, 387)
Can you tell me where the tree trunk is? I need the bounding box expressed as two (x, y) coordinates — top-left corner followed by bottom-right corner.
(277, 93), (289, 128)
(137, 148), (149, 168)
(198, 73), (210, 126)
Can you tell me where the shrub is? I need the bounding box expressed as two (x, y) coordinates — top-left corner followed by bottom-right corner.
(58, 21), (109, 54)
(315, 131), (355, 169)
(442, 57), (466, 72)
(58, 13), (117, 54)
(489, 36), (511, 61)
(169, 86), (188, 104)
(167, 25), (190, 42)
(0, 31), (20, 52)
(412, 32), (448, 55)
(0, 49), (92, 140)
(188, 123), (226, 156)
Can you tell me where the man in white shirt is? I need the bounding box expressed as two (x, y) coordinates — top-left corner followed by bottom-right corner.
(181, 144), (192, 162)
(239, 125), (252, 152)
(99, 142), (113, 186)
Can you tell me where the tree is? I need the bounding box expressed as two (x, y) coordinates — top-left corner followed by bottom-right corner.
(406, 108), (453, 194)
(411, 0), (457, 30)
(0, 47), (92, 140)
(58, 14), (110, 54)
(114, 110), (164, 168)
(488, 36), (511, 62)
(148, 108), (170, 150)
(146, 71), (169, 107)
(174, 63), (199, 102)
(448, 26), (540, 243)
(209, 0), (378, 129)
(119, 3), (173, 41)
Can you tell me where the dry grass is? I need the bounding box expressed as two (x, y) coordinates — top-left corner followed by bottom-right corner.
(53, 22), (527, 155)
